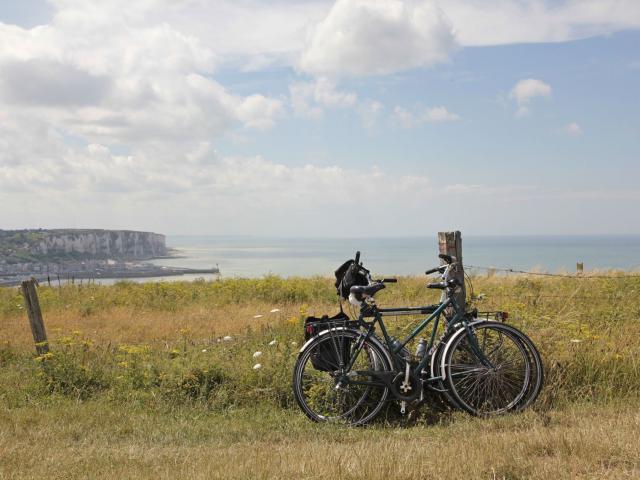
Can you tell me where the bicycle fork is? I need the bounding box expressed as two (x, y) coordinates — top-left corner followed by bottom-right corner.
(333, 327), (372, 391)
(463, 321), (496, 369)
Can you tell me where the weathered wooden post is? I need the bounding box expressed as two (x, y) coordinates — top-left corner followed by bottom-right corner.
(437, 231), (466, 309)
(20, 279), (49, 355)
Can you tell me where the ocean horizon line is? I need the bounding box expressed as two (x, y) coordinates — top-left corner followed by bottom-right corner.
(164, 233), (640, 241)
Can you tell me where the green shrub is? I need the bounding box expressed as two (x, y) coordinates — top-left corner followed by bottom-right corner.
(0, 342), (16, 367)
(162, 366), (227, 402)
(38, 349), (109, 399)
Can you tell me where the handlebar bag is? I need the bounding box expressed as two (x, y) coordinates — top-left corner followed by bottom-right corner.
(334, 260), (370, 299)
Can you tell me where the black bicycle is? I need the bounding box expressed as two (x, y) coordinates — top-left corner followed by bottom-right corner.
(292, 252), (543, 425)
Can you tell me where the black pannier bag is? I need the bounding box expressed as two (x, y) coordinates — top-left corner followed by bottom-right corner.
(304, 311), (355, 371)
(334, 259), (370, 299)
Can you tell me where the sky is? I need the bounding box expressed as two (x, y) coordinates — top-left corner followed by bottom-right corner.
(0, 0), (639, 237)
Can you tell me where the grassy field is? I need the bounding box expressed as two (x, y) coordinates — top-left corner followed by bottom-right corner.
(1, 274), (639, 479)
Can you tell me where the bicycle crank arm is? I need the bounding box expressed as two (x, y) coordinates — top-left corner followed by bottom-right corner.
(355, 370), (422, 402)
(423, 384), (450, 393)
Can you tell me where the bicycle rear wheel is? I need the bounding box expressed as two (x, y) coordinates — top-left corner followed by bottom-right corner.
(292, 329), (391, 426)
(443, 323), (531, 416)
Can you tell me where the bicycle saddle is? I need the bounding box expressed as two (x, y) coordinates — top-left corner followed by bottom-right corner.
(350, 282), (385, 296)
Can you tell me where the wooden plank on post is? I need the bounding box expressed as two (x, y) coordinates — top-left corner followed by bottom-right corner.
(437, 231), (466, 310)
(20, 279), (49, 355)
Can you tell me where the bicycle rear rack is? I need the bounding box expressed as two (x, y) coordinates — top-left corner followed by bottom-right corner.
(304, 316), (360, 340)
(474, 310), (509, 322)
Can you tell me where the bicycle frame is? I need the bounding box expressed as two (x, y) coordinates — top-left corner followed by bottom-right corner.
(375, 299), (456, 374)
(351, 295), (460, 370)
(337, 283), (494, 402)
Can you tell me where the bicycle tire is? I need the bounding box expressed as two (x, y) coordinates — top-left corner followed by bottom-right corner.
(504, 324), (544, 410)
(443, 322), (532, 416)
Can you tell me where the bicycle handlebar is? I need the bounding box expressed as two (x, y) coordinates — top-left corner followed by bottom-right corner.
(428, 278), (460, 290)
(425, 266), (447, 275)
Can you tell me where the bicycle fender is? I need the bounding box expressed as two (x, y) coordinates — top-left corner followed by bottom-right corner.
(429, 340), (447, 381)
(439, 320), (494, 381)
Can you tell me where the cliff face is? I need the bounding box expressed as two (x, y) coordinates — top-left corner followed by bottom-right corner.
(32, 230), (167, 259)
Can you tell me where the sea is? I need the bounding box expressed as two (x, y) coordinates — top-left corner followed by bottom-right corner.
(131, 235), (640, 282)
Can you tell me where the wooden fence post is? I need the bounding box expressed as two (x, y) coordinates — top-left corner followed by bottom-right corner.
(437, 231), (466, 309)
(20, 279), (49, 355)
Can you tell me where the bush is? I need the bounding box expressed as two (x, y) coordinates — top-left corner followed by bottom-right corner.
(0, 343), (16, 367)
(162, 366), (227, 402)
(38, 349), (109, 400)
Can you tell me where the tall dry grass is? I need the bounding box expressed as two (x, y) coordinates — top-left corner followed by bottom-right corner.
(1, 274), (639, 478)
(0, 398), (638, 479)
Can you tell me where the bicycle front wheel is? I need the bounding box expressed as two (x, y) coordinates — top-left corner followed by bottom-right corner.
(292, 329), (391, 426)
(444, 323), (531, 416)
(507, 325), (544, 411)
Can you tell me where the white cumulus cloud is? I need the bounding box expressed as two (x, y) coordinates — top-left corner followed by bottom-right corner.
(392, 105), (460, 128)
(298, 0), (640, 78)
(290, 77), (357, 119)
(299, 0), (456, 77)
(509, 78), (552, 117)
(0, 3), (285, 151)
(444, 0), (640, 47)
